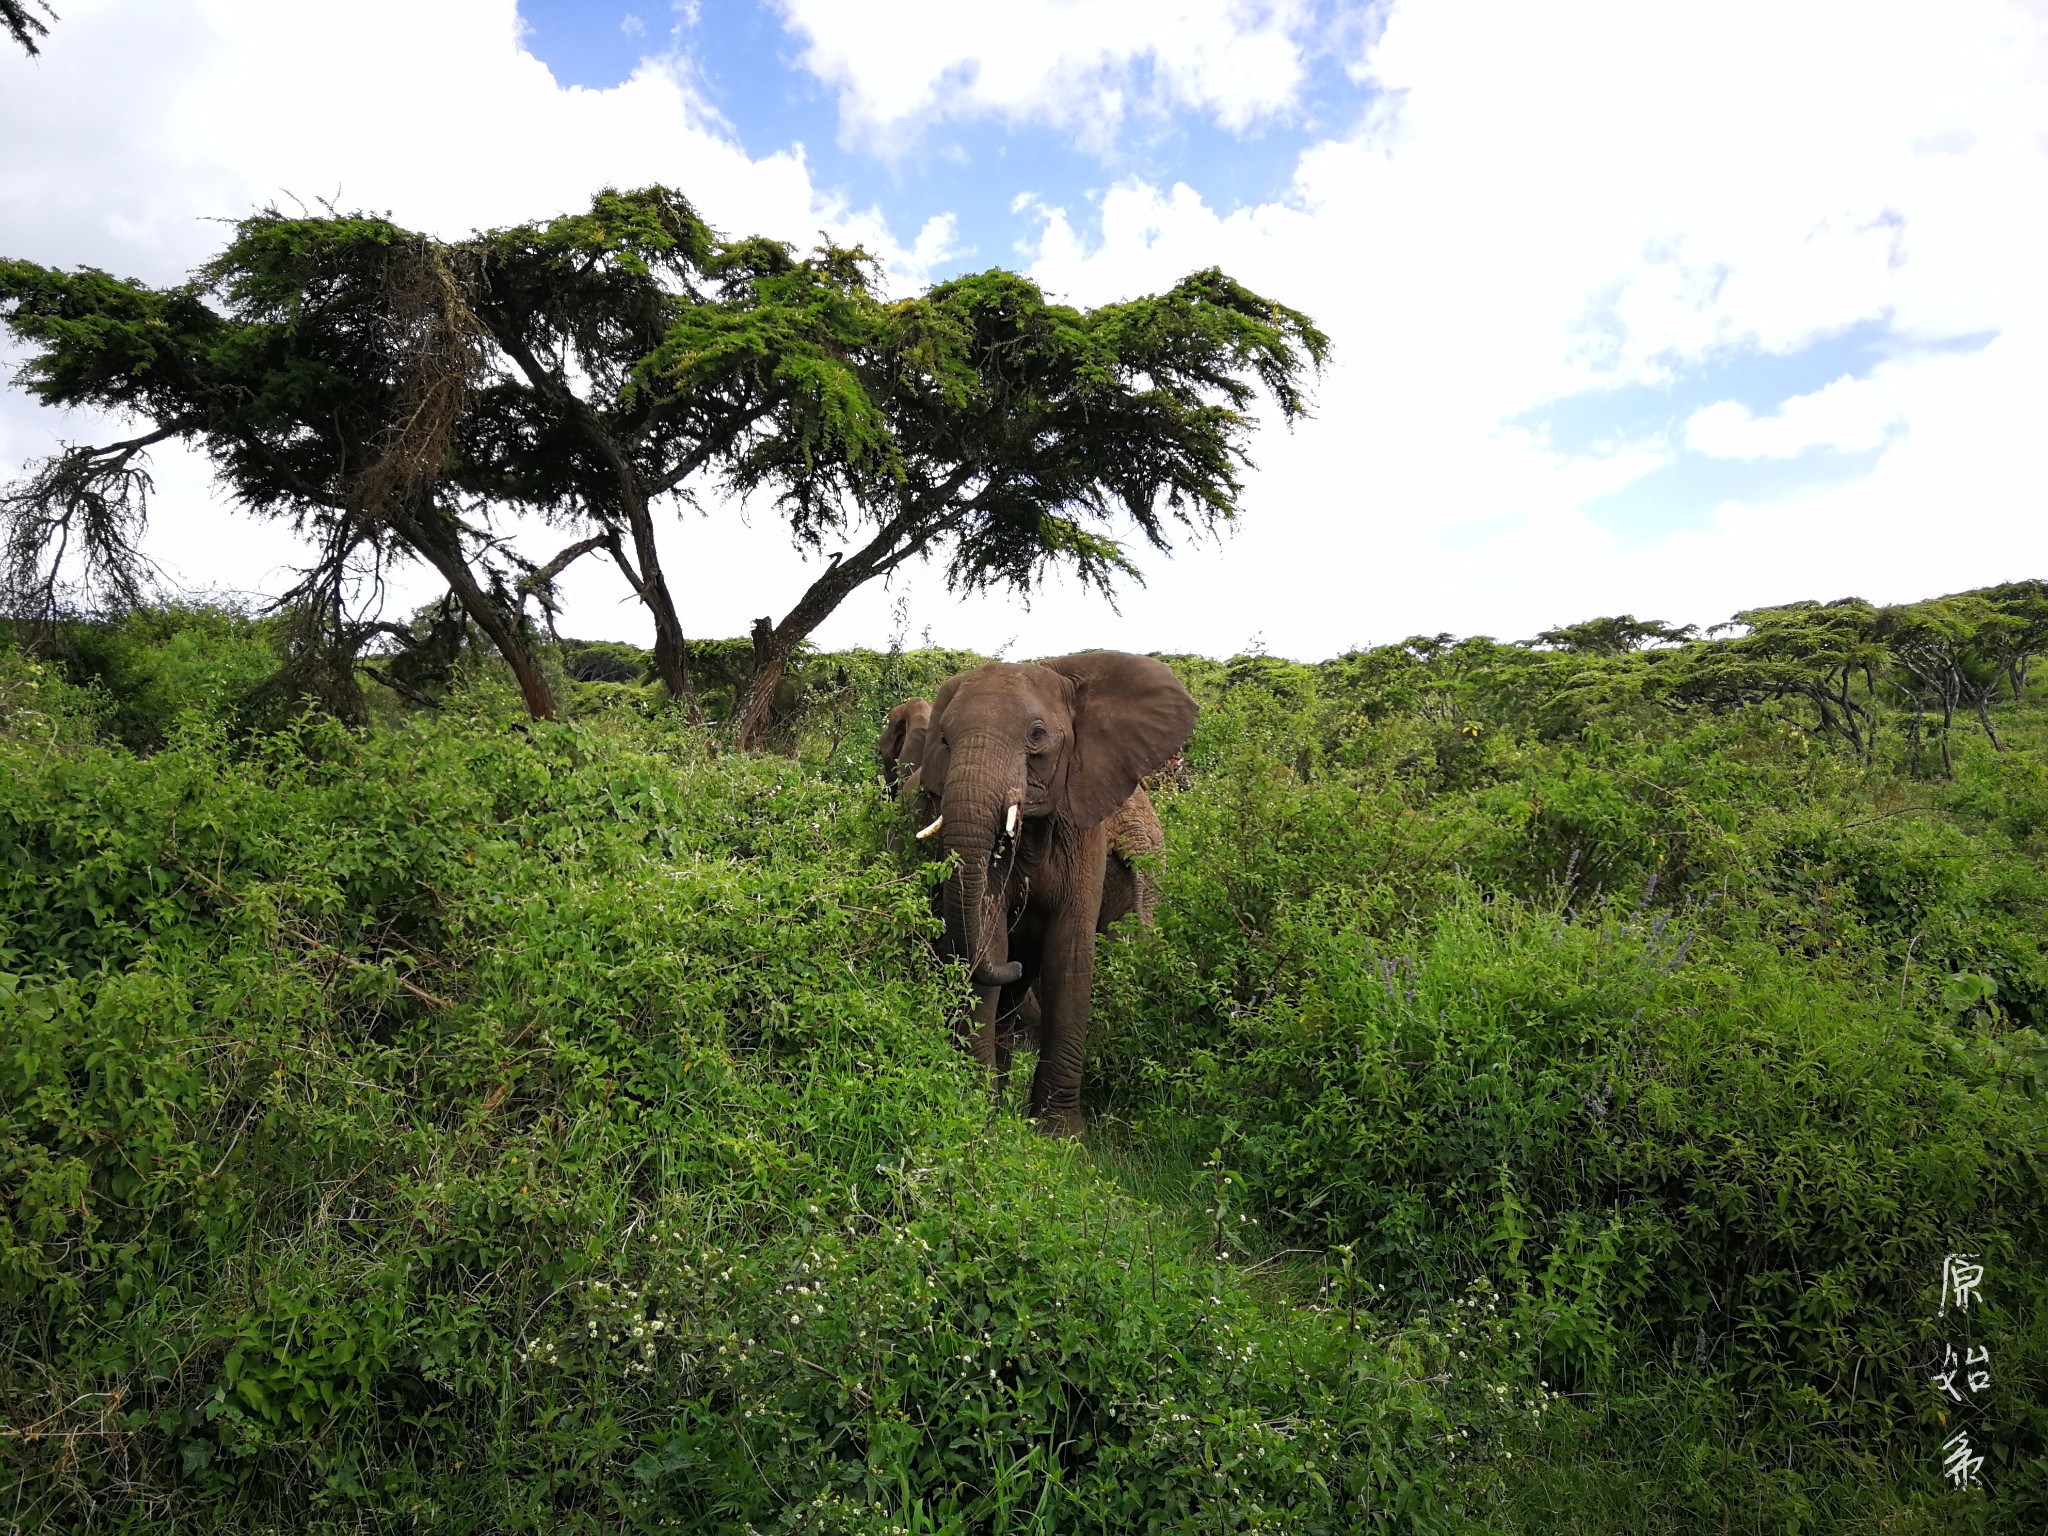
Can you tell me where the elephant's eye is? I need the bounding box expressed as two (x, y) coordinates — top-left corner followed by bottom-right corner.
(1026, 722), (1049, 751)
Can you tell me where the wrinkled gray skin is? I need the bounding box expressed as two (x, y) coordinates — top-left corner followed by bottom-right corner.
(876, 698), (931, 797)
(914, 652), (1195, 1136)
(948, 787), (1162, 1061)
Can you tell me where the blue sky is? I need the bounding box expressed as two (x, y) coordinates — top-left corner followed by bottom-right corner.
(1534, 322), (2000, 546)
(515, 0), (1374, 282)
(2, 0), (2043, 656)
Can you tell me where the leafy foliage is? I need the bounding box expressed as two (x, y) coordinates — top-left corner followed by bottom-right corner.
(2, 605), (284, 748)
(5, 580), (2046, 1533)
(1, 662), (1472, 1535)
(1, 0), (53, 58)
(1091, 615), (2048, 1531)
(2, 189), (1324, 742)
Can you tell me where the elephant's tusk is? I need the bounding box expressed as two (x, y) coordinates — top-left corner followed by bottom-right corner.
(916, 815), (945, 839)
(1005, 803), (1019, 837)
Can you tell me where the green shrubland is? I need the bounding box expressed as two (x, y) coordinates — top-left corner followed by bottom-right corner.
(3, 591), (2045, 1533)
(1095, 621), (2048, 1531)
(0, 632), (1464, 1534)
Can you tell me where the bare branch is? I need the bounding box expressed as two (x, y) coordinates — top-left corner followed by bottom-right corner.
(0, 421), (192, 626)
(517, 533), (607, 599)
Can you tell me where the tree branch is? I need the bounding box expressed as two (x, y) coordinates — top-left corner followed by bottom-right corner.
(0, 418), (205, 620)
(517, 533), (608, 597)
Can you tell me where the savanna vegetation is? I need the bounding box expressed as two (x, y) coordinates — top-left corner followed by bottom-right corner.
(3, 580), (2043, 1534)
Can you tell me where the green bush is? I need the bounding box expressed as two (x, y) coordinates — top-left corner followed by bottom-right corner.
(8, 603), (2047, 1534)
(19, 605), (285, 748)
(1, 694), (1470, 1534)
(1092, 684), (2048, 1527)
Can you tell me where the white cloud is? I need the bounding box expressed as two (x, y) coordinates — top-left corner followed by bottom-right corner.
(897, 213), (969, 286)
(1685, 376), (1903, 460)
(932, 0), (2048, 655)
(773, 0), (1318, 152)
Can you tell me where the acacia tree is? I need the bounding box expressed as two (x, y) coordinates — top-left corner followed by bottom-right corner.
(1971, 580), (2048, 702)
(3, 0), (54, 56)
(0, 225), (594, 718)
(454, 192), (899, 715)
(1665, 600), (1888, 759)
(1877, 588), (2048, 770)
(0, 191), (864, 718)
(686, 264), (1330, 746)
(2, 187), (1325, 737)
(1527, 614), (1699, 655)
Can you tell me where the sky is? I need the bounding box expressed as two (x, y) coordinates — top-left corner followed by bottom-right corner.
(2, 0), (2044, 660)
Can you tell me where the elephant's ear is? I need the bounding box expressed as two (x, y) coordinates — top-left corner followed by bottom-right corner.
(1040, 651), (1197, 832)
(877, 699), (929, 780)
(876, 703), (912, 774)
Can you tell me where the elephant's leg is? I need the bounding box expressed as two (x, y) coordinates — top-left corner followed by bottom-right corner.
(993, 980), (1027, 1101)
(1000, 984), (1042, 1054)
(1028, 840), (1106, 1137)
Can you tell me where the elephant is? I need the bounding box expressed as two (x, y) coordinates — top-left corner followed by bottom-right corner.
(881, 691), (1055, 1052)
(912, 651), (1196, 1136)
(876, 697), (931, 796)
(977, 786), (1163, 1061)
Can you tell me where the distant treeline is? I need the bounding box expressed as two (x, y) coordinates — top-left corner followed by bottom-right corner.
(23, 579), (2040, 776)
(1176, 580), (2046, 773)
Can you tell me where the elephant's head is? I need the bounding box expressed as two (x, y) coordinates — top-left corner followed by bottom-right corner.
(877, 698), (931, 793)
(919, 651), (1196, 987)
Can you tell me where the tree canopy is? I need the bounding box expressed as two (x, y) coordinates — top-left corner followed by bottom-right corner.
(1, 186), (1327, 736)
(1528, 613), (1699, 655)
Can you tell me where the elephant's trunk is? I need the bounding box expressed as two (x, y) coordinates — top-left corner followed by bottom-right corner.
(939, 741), (1024, 988)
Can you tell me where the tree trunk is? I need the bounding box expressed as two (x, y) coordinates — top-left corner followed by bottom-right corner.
(732, 556), (868, 750)
(729, 476), (975, 749)
(399, 508), (559, 721)
(733, 617), (792, 751)
(486, 329), (710, 725)
(619, 502), (702, 724)
(1975, 693), (2005, 751)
